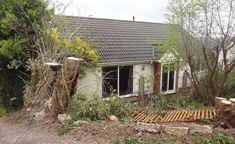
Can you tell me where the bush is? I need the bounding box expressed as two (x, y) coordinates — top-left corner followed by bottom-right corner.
(152, 93), (205, 111)
(70, 94), (110, 121)
(108, 97), (131, 120)
(69, 93), (132, 121)
(196, 133), (235, 144)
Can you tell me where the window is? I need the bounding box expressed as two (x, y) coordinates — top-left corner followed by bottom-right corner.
(102, 66), (133, 97)
(161, 64), (176, 93)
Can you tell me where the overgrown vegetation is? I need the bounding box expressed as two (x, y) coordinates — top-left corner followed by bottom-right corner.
(151, 93), (205, 112)
(69, 93), (132, 121)
(0, 97), (6, 117)
(196, 133), (235, 144)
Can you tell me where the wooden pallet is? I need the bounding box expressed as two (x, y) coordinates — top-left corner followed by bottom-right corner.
(132, 108), (216, 123)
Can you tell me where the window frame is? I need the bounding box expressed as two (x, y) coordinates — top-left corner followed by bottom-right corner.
(102, 65), (133, 97)
(160, 64), (177, 94)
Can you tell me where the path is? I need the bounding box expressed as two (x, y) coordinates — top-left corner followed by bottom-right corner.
(0, 118), (78, 144)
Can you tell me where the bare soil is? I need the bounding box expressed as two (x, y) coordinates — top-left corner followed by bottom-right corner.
(1, 113), (235, 144)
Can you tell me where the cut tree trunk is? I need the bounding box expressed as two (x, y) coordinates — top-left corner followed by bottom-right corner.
(50, 57), (82, 117)
(215, 97), (235, 128)
(25, 57), (82, 119)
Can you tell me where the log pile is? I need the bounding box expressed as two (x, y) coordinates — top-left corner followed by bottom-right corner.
(215, 97), (235, 128)
(25, 57), (82, 120)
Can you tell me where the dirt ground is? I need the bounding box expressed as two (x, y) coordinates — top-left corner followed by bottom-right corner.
(0, 113), (235, 144)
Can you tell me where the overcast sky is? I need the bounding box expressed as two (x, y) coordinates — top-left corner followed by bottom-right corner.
(55, 0), (169, 23)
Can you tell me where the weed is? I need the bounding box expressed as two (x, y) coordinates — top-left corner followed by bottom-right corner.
(124, 137), (141, 144)
(69, 93), (132, 121)
(58, 125), (74, 136)
(214, 133), (235, 144)
(195, 133), (235, 144)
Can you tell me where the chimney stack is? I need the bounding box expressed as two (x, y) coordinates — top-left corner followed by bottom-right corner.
(133, 16), (135, 21)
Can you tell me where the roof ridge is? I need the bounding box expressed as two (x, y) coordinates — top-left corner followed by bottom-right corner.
(56, 14), (170, 25)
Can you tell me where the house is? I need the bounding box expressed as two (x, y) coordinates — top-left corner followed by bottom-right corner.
(59, 16), (190, 99)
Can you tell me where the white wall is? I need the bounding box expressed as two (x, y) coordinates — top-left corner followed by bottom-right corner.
(77, 67), (102, 98)
(133, 63), (154, 95)
(177, 64), (191, 89)
(77, 63), (154, 97)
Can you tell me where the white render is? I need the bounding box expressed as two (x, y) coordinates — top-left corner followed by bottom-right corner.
(133, 63), (154, 95)
(77, 67), (102, 98)
(77, 63), (154, 97)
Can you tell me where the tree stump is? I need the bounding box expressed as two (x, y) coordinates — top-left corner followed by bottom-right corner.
(50, 57), (82, 117)
(25, 57), (82, 119)
(215, 97), (235, 128)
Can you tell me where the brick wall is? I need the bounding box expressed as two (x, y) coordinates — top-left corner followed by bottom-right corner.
(153, 62), (161, 94)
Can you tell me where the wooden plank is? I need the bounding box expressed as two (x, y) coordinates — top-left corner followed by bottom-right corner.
(165, 111), (175, 122)
(181, 111), (188, 121)
(135, 112), (146, 122)
(169, 111), (180, 122)
(159, 111), (170, 122)
(149, 115), (156, 123)
(174, 111), (183, 121)
(205, 109), (209, 119)
(142, 113), (152, 122)
(154, 115), (162, 123)
(179, 111), (187, 121)
(146, 113), (155, 123)
(133, 111), (145, 121)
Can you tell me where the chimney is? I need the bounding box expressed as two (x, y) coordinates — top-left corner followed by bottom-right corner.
(133, 16), (135, 21)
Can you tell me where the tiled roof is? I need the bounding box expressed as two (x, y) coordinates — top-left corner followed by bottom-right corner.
(58, 16), (176, 64)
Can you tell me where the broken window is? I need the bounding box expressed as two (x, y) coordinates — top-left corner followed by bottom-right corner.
(161, 64), (176, 93)
(102, 66), (133, 97)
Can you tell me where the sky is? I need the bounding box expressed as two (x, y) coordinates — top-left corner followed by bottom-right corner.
(54, 0), (169, 23)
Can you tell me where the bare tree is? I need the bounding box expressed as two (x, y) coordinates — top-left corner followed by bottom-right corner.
(167, 0), (235, 104)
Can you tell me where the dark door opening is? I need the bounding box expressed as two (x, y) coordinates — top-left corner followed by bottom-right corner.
(119, 66), (133, 95)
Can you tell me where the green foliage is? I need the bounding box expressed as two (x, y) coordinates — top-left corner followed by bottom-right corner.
(215, 133), (235, 144)
(69, 93), (132, 121)
(152, 93), (205, 111)
(195, 133), (235, 144)
(0, 97), (6, 117)
(108, 97), (131, 120)
(0, 0), (52, 109)
(69, 94), (110, 121)
(225, 70), (235, 96)
(124, 137), (141, 144)
(0, 0), (99, 110)
(58, 125), (74, 136)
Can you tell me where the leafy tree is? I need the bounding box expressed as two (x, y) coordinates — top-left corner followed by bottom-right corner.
(0, 0), (53, 109)
(0, 0), (98, 110)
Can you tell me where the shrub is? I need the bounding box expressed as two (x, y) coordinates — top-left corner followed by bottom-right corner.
(196, 133), (235, 144)
(152, 93), (205, 111)
(70, 94), (110, 121)
(69, 93), (132, 121)
(214, 133), (234, 144)
(108, 97), (131, 120)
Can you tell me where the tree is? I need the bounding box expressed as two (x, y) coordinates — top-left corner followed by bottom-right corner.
(0, 0), (98, 113)
(167, 0), (235, 104)
(0, 0), (53, 109)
